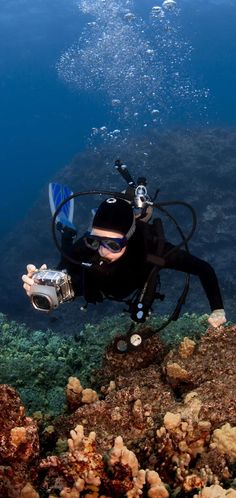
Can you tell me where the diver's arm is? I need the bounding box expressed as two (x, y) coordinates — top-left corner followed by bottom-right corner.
(163, 242), (226, 327)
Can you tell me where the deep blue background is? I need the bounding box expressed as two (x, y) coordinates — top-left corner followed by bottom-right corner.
(182, 2), (236, 126)
(0, 0), (235, 237)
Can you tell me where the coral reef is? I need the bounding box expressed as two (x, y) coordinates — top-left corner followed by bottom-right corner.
(1, 321), (236, 497)
(0, 311), (207, 415)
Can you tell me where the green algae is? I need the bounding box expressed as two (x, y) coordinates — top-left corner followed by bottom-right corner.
(0, 311), (218, 416)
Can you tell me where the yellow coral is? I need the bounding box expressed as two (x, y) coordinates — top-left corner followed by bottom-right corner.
(132, 399), (144, 423)
(146, 470), (169, 498)
(194, 484), (236, 497)
(67, 377), (83, 396)
(107, 380), (116, 392)
(211, 423), (236, 460)
(164, 412), (181, 430)
(10, 427), (27, 447)
(179, 391), (202, 423)
(178, 337), (196, 358)
(108, 437), (169, 497)
(126, 469), (146, 497)
(59, 426), (102, 498)
(110, 406), (122, 421)
(166, 362), (189, 380)
(20, 483), (40, 498)
(60, 487), (81, 498)
(68, 425), (96, 453)
(60, 429), (166, 498)
(66, 377), (98, 406)
(109, 435), (139, 477)
(81, 388), (99, 404)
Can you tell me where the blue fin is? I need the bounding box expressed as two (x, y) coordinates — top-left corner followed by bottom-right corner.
(49, 182), (77, 237)
(91, 207), (97, 218)
(49, 182), (74, 223)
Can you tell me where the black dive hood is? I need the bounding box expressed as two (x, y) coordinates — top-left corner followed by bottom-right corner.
(51, 159), (197, 351)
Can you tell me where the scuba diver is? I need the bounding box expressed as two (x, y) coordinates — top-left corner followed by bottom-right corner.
(22, 160), (226, 350)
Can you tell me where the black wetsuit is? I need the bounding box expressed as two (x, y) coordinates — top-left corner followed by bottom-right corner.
(58, 220), (224, 318)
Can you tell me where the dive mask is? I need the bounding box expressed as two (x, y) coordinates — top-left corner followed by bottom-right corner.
(84, 231), (127, 253)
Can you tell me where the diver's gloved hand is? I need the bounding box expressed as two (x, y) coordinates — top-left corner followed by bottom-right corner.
(22, 264), (47, 296)
(208, 309), (226, 328)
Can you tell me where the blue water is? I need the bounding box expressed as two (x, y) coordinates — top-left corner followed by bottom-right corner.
(0, 0), (109, 234)
(182, 2), (236, 125)
(0, 0), (236, 236)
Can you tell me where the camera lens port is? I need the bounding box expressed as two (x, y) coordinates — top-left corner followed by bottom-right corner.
(31, 294), (52, 311)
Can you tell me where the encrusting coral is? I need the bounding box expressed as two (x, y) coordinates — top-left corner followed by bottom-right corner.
(1, 324), (236, 497)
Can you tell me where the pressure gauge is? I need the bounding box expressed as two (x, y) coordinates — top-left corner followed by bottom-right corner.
(130, 334), (142, 347)
(116, 339), (128, 353)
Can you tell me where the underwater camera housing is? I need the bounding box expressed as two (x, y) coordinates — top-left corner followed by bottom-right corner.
(29, 269), (74, 311)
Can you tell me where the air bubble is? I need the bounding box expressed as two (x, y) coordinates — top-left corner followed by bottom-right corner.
(146, 49), (155, 56)
(124, 12), (135, 21)
(99, 126), (107, 133)
(111, 99), (121, 107)
(57, 0), (208, 137)
(162, 0), (177, 10)
(151, 6), (164, 18)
